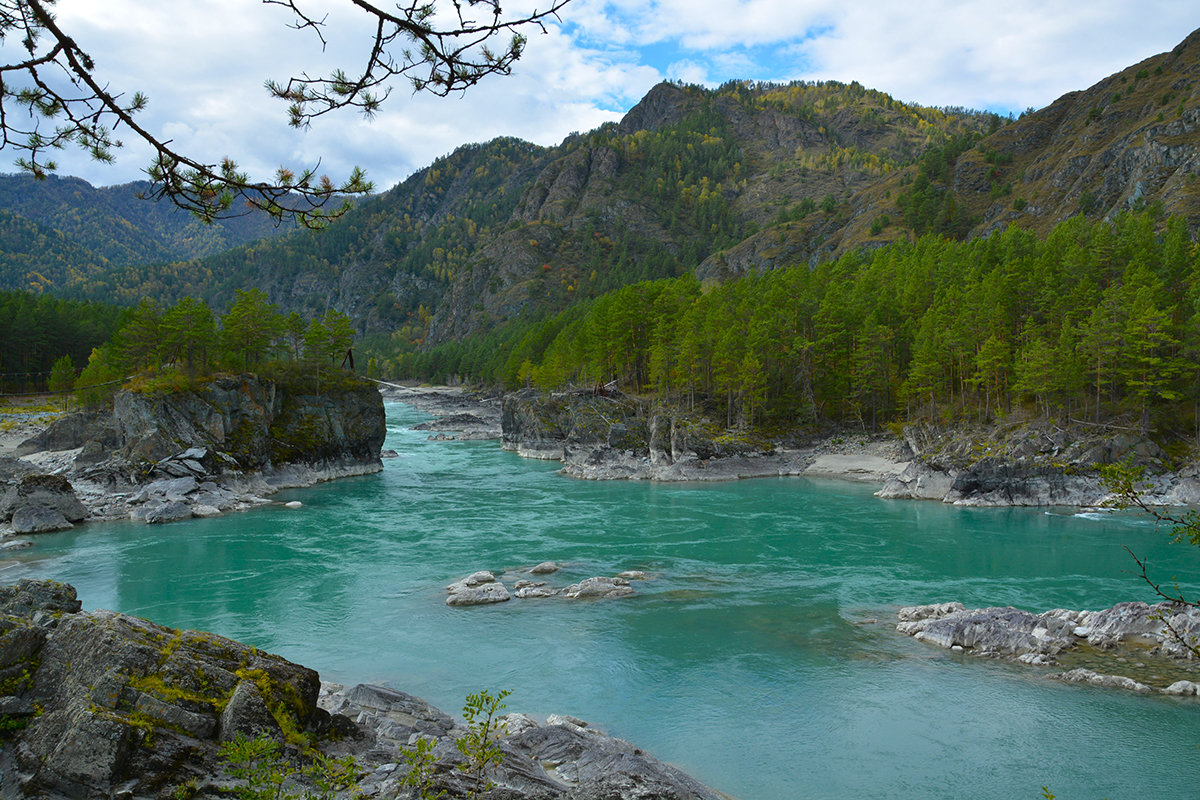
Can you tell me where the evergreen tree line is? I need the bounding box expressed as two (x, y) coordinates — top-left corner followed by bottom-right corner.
(0, 290), (125, 393)
(72, 290), (357, 405)
(402, 210), (1200, 432)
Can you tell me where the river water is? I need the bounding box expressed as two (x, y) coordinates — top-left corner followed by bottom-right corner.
(5, 402), (1199, 799)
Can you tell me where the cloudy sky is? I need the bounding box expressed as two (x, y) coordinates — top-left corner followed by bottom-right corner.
(10, 1), (1200, 192)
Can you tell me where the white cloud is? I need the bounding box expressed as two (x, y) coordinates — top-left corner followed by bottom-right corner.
(791, 1), (1198, 112)
(667, 60), (711, 85)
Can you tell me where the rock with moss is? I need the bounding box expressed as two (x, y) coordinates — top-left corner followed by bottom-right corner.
(0, 579), (322, 798)
(322, 683), (732, 800)
(107, 374), (385, 474)
(0, 580), (730, 800)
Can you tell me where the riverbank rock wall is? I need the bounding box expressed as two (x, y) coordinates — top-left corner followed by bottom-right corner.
(499, 390), (1200, 505)
(112, 375), (386, 473)
(500, 388), (765, 466)
(879, 419), (1200, 506)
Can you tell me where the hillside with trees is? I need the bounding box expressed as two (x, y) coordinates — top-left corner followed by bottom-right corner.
(0, 81), (1002, 337)
(407, 209), (1200, 438)
(0, 175), (294, 296)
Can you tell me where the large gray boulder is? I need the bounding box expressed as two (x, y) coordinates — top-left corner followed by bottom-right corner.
(14, 409), (115, 457)
(140, 500), (195, 525)
(876, 461), (957, 500)
(562, 576), (635, 600)
(0, 579), (322, 798)
(11, 506), (73, 534)
(0, 473), (88, 529)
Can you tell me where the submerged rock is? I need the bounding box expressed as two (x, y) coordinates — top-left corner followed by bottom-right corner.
(562, 576), (635, 600)
(514, 582), (559, 599)
(1052, 668), (1154, 693)
(1163, 680), (1200, 696)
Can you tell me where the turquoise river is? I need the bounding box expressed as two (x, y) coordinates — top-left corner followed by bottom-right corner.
(5, 401), (1200, 799)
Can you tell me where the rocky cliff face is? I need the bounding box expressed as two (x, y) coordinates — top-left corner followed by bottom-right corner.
(500, 389), (785, 482)
(22, 375), (385, 476)
(938, 28), (1200, 239)
(0, 579), (728, 800)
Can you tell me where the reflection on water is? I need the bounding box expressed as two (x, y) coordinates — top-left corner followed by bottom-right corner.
(8, 402), (1200, 800)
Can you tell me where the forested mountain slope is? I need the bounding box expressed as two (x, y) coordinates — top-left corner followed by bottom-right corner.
(12, 80), (996, 341)
(0, 174), (292, 294)
(700, 27), (1200, 279)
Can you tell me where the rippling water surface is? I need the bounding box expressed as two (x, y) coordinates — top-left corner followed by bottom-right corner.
(7, 402), (1200, 799)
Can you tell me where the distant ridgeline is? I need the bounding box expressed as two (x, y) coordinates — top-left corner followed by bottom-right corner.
(405, 210), (1200, 434)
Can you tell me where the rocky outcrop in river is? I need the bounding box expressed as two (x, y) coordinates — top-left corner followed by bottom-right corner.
(498, 389), (909, 483)
(0, 579), (728, 800)
(445, 567), (648, 605)
(878, 419), (1200, 506)
(897, 600), (1200, 695)
(2, 374), (386, 532)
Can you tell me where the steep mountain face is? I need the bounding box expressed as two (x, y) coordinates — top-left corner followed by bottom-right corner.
(713, 27), (1200, 279)
(427, 80), (997, 342)
(953, 27), (1200, 236)
(0, 175), (292, 294)
(5, 28), (1200, 355)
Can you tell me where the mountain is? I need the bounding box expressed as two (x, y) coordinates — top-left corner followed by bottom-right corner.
(21, 80), (995, 335)
(0, 174), (294, 294)
(3, 29), (1200, 356)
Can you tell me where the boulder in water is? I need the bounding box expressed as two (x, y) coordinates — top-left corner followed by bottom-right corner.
(446, 571), (511, 606)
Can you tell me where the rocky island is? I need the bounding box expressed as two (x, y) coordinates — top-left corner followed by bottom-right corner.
(1, 374), (386, 535)
(895, 599), (1200, 695)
